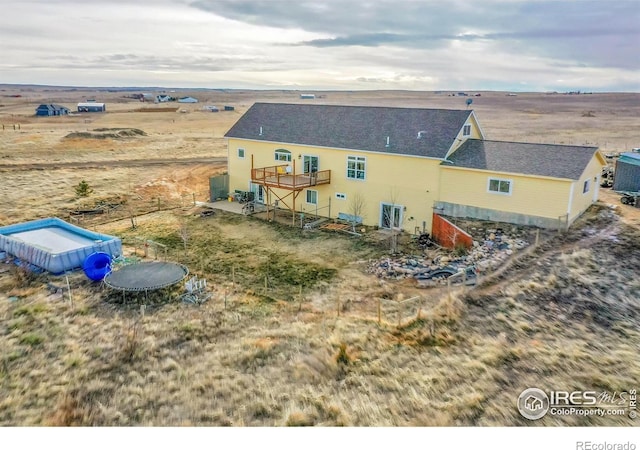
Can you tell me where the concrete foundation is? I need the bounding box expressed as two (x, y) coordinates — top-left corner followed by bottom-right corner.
(434, 202), (567, 229)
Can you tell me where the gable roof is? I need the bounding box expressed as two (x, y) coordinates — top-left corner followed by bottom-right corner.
(37, 104), (69, 111)
(618, 152), (640, 167)
(224, 103), (474, 159)
(36, 103), (69, 113)
(446, 139), (601, 180)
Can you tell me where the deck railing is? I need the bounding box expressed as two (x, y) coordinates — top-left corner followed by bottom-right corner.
(251, 165), (331, 189)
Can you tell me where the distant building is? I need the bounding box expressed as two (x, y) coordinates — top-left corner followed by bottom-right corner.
(35, 104), (70, 116)
(613, 153), (640, 193)
(203, 105), (219, 112)
(156, 95), (173, 103)
(224, 105), (235, 111)
(77, 102), (106, 112)
(300, 94), (315, 99)
(178, 96), (198, 103)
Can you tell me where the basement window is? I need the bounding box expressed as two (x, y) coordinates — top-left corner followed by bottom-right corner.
(275, 149), (292, 162)
(237, 148), (245, 159)
(463, 124), (471, 136)
(488, 177), (512, 195)
(306, 189), (318, 205)
(335, 193), (346, 200)
(583, 179), (590, 193)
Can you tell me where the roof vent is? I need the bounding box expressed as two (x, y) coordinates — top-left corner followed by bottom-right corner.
(259, 126), (263, 136)
(385, 136), (390, 148)
(417, 130), (427, 139)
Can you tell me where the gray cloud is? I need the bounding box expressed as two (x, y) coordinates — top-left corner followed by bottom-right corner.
(190, 0), (640, 70)
(0, 0), (637, 90)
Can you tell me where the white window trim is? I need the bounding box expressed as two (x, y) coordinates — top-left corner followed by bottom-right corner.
(237, 148), (245, 159)
(379, 202), (404, 230)
(302, 154), (320, 173)
(306, 189), (318, 205)
(583, 179), (590, 194)
(487, 177), (513, 195)
(347, 155), (367, 181)
(463, 124), (471, 136)
(275, 149), (292, 162)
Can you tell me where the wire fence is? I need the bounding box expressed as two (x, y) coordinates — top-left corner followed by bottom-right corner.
(67, 190), (211, 227)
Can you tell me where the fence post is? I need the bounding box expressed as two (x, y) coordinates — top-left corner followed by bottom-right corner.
(66, 275), (73, 308)
(232, 265), (236, 291)
(298, 285), (303, 312)
(336, 297), (341, 317)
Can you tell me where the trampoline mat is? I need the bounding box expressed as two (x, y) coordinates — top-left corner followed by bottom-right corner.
(104, 261), (188, 291)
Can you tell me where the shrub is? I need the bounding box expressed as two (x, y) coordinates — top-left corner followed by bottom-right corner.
(75, 180), (93, 197)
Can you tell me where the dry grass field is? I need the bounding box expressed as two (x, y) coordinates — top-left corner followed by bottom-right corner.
(0, 86), (639, 426)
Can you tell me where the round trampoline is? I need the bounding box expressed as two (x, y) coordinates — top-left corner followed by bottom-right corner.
(103, 261), (189, 292)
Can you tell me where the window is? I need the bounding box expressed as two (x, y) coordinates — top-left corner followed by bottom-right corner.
(380, 203), (403, 229)
(306, 189), (318, 205)
(237, 148), (245, 158)
(463, 124), (471, 136)
(488, 177), (512, 195)
(303, 155), (319, 173)
(583, 180), (590, 193)
(275, 149), (291, 162)
(347, 156), (366, 180)
(335, 193), (346, 200)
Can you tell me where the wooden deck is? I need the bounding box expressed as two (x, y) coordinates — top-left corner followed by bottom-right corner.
(251, 165), (331, 189)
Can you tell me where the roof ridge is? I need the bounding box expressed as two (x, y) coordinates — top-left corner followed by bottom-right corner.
(476, 138), (598, 149)
(252, 102), (471, 113)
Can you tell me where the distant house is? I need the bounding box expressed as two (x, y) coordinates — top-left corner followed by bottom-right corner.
(77, 102), (106, 112)
(35, 104), (70, 116)
(203, 105), (219, 112)
(178, 97), (198, 103)
(156, 95), (173, 103)
(300, 94), (315, 99)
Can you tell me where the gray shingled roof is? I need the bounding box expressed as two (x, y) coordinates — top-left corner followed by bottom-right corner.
(224, 103), (473, 158)
(447, 139), (599, 180)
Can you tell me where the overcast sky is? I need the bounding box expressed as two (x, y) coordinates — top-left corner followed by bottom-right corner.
(1, 0), (638, 91)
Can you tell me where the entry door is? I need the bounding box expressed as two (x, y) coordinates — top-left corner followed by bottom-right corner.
(303, 155), (319, 173)
(249, 182), (264, 204)
(380, 203), (403, 229)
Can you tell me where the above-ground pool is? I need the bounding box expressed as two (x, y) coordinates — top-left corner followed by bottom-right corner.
(0, 217), (122, 274)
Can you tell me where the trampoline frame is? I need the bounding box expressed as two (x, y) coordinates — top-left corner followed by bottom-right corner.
(103, 261), (189, 292)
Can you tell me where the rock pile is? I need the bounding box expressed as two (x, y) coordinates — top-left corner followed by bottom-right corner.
(366, 228), (530, 285)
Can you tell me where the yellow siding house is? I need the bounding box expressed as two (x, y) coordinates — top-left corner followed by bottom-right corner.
(224, 103), (604, 233)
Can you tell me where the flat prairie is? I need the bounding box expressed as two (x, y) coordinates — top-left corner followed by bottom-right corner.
(0, 86), (639, 426)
